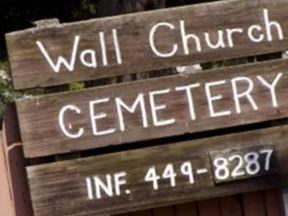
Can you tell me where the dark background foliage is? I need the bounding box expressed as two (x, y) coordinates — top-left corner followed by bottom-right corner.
(0, 0), (215, 60)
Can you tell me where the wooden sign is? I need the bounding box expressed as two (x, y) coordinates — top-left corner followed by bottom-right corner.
(17, 59), (288, 158)
(6, 0), (288, 89)
(27, 126), (288, 216)
(210, 145), (276, 184)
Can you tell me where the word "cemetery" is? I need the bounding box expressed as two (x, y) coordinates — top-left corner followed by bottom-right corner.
(59, 72), (282, 139)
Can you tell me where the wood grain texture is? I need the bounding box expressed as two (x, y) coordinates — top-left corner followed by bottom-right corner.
(2, 105), (34, 216)
(116, 214), (131, 216)
(175, 202), (198, 216)
(280, 188), (288, 216)
(242, 191), (266, 216)
(153, 206), (175, 216)
(0, 131), (15, 216)
(6, 0), (288, 89)
(17, 58), (288, 158)
(198, 199), (221, 216)
(264, 189), (282, 216)
(220, 196), (242, 216)
(27, 126), (288, 216)
(131, 210), (153, 216)
(210, 145), (276, 184)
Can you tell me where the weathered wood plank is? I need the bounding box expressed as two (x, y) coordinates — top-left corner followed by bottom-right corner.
(27, 126), (288, 216)
(1, 104), (34, 216)
(175, 202), (198, 216)
(116, 214), (131, 216)
(198, 199), (221, 216)
(17, 58), (288, 158)
(264, 189), (282, 216)
(280, 189), (288, 216)
(242, 192), (266, 216)
(220, 196), (242, 216)
(6, 0), (288, 89)
(0, 131), (15, 216)
(210, 145), (276, 184)
(153, 206), (175, 216)
(131, 210), (152, 216)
